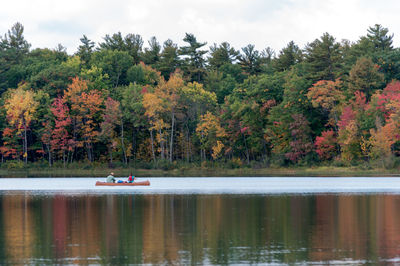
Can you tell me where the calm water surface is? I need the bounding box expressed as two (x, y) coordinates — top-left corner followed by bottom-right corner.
(1, 178), (400, 264)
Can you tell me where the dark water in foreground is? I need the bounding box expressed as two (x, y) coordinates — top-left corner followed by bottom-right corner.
(1, 193), (400, 265)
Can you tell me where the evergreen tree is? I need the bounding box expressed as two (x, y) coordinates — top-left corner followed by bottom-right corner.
(158, 39), (180, 79)
(0, 22), (31, 92)
(124, 33), (144, 64)
(142, 36), (161, 67)
(305, 33), (342, 82)
(76, 35), (95, 68)
(238, 44), (261, 76)
(99, 32), (125, 50)
(259, 47), (275, 73)
(179, 33), (207, 82)
(208, 42), (239, 69)
(99, 32), (143, 64)
(367, 24), (393, 51)
(273, 41), (302, 72)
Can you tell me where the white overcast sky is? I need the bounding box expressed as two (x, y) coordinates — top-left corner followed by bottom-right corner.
(1, 0), (399, 54)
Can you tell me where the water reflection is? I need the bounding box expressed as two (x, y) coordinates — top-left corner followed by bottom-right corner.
(1, 194), (400, 264)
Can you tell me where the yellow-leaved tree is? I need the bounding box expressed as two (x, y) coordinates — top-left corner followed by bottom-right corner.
(143, 72), (184, 162)
(196, 112), (226, 160)
(4, 84), (38, 164)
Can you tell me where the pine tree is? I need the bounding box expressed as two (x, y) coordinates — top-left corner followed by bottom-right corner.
(179, 33), (207, 82)
(305, 33), (342, 82)
(367, 24), (393, 51)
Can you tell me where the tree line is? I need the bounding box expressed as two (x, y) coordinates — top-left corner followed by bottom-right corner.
(1, 22), (400, 168)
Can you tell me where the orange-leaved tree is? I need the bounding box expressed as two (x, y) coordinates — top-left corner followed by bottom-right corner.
(307, 78), (345, 129)
(63, 77), (103, 162)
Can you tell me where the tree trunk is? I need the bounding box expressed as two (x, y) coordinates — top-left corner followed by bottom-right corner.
(132, 128), (136, 160)
(120, 121), (127, 164)
(109, 145), (113, 163)
(150, 130), (156, 161)
(160, 128), (164, 160)
(86, 141), (92, 162)
(169, 111), (175, 162)
(242, 133), (250, 164)
(186, 128), (190, 162)
(47, 144), (52, 167)
(200, 132), (204, 161)
(23, 122), (28, 165)
(72, 118), (77, 163)
(115, 72), (121, 88)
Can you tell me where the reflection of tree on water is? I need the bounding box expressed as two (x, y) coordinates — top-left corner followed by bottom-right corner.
(53, 195), (67, 258)
(2, 194), (400, 264)
(2, 195), (35, 264)
(142, 195), (180, 264)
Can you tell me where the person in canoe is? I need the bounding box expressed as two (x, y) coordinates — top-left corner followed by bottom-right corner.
(106, 172), (116, 183)
(127, 173), (135, 183)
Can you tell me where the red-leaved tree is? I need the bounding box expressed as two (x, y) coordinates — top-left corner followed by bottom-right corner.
(51, 97), (74, 166)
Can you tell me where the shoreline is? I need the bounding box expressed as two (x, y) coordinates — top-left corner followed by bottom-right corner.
(0, 166), (399, 178)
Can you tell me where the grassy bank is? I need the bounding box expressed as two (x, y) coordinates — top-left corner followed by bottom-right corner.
(0, 165), (399, 178)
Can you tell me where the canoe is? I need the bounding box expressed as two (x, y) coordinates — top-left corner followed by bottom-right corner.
(95, 180), (150, 186)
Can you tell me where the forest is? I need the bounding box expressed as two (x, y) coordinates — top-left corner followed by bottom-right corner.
(1, 22), (400, 170)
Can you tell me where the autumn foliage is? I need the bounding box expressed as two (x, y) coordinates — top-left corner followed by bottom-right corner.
(2, 23), (400, 168)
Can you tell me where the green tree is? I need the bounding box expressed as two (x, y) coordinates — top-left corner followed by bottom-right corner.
(99, 32), (143, 64)
(222, 73), (284, 162)
(32, 90), (52, 164)
(142, 36), (161, 67)
(179, 81), (217, 161)
(259, 46), (275, 73)
(127, 62), (161, 86)
(204, 70), (237, 104)
(273, 41), (302, 72)
(305, 33), (342, 82)
(238, 44), (261, 76)
(208, 42), (239, 69)
(157, 39), (180, 79)
(348, 57), (384, 99)
(80, 65), (111, 93)
(265, 69), (314, 164)
(0, 22), (31, 92)
(29, 54), (80, 97)
(121, 83), (148, 160)
(124, 33), (144, 64)
(367, 24), (393, 51)
(91, 49), (133, 87)
(374, 49), (400, 83)
(179, 33), (207, 82)
(76, 35), (95, 68)
(0, 22), (30, 62)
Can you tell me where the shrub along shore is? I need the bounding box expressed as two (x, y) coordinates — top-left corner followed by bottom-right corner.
(0, 162), (399, 178)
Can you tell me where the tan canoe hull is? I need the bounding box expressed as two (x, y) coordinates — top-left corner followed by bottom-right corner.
(95, 180), (150, 186)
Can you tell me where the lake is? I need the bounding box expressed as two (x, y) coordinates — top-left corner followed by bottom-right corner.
(1, 177), (400, 264)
